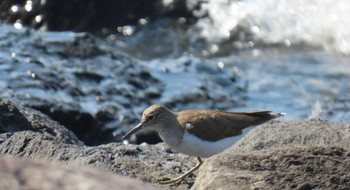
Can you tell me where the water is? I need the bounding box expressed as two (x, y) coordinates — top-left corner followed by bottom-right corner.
(218, 50), (350, 119)
(197, 0), (350, 54)
(113, 0), (350, 123)
(0, 0), (349, 145)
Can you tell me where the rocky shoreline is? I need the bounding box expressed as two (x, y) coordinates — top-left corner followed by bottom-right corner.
(1, 98), (349, 190)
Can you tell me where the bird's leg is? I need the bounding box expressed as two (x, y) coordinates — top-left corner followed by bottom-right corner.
(160, 157), (203, 185)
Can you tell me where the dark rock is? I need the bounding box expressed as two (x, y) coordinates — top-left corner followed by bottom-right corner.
(25, 101), (101, 146)
(0, 99), (32, 133)
(0, 0), (201, 32)
(0, 99), (194, 190)
(0, 98), (82, 145)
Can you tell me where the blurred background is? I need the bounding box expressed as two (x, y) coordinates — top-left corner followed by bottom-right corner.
(0, 0), (349, 144)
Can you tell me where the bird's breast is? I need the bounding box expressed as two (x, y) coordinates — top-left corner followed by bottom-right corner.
(168, 130), (242, 158)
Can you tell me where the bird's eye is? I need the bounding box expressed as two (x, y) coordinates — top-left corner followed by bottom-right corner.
(147, 114), (155, 121)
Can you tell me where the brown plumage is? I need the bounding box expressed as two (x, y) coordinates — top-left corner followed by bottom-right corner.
(177, 109), (283, 141)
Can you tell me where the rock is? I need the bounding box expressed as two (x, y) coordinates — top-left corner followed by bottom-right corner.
(2, 98), (350, 190)
(0, 0), (200, 32)
(0, 98), (82, 145)
(192, 146), (350, 190)
(0, 99), (32, 133)
(232, 119), (350, 153)
(0, 24), (247, 145)
(0, 130), (195, 190)
(0, 156), (158, 190)
(192, 119), (350, 190)
(0, 99), (195, 190)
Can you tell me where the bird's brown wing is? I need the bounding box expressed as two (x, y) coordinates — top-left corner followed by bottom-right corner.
(176, 110), (281, 142)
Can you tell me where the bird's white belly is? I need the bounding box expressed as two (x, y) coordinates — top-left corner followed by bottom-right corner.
(169, 130), (244, 158)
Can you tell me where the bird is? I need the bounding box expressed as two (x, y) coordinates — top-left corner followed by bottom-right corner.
(122, 104), (284, 184)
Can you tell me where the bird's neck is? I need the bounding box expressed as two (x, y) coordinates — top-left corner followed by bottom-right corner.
(157, 114), (184, 146)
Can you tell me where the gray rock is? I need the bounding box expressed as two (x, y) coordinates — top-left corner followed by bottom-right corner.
(232, 119), (350, 153)
(192, 146), (350, 190)
(0, 99), (194, 190)
(0, 156), (158, 190)
(0, 98), (82, 145)
(0, 130), (195, 190)
(2, 98), (350, 190)
(192, 119), (350, 190)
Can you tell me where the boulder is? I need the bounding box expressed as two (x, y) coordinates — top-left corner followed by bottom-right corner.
(2, 98), (350, 190)
(0, 99), (195, 190)
(192, 119), (350, 190)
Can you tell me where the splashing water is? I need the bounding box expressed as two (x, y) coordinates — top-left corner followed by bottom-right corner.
(197, 0), (350, 54)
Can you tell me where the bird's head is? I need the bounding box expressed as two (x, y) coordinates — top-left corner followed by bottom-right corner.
(122, 104), (175, 140)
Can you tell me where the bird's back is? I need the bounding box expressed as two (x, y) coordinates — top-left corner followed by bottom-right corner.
(176, 109), (283, 142)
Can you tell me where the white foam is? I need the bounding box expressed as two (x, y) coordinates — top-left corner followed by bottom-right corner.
(196, 0), (350, 54)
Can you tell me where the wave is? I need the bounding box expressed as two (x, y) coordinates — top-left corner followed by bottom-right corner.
(195, 0), (350, 54)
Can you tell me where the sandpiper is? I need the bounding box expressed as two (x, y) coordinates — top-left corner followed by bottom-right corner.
(122, 104), (284, 184)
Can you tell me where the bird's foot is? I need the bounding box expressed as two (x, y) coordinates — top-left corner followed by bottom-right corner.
(159, 157), (203, 185)
(159, 175), (187, 185)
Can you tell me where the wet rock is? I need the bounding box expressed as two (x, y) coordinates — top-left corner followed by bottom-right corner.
(0, 24), (164, 145)
(0, 98), (81, 145)
(0, 99), (195, 190)
(39, 32), (103, 58)
(192, 119), (350, 190)
(0, 156), (158, 190)
(0, 24), (247, 145)
(0, 99), (31, 133)
(22, 99), (106, 146)
(147, 57), (245, 111)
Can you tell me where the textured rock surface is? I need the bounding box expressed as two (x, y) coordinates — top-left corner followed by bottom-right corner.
(0, 156), (158, 190)
(0, 98), (82, 145)
(192, 146), (350, 190)
(192, 119), (350, 190)
(0, 99), (195, 190)
(232, 119), (350, 153)
(1, 98), (350, 190)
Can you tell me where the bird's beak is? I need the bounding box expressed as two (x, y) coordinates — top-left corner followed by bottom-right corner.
(122, 123), (144, 140)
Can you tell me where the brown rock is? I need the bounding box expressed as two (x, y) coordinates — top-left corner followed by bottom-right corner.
(0, 156), (158, 190)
